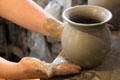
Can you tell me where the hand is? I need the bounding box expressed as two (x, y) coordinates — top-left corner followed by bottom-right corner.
(52, 63), (81, 76)
(19, 57), (81, 79)
(19, 57), (52, 79)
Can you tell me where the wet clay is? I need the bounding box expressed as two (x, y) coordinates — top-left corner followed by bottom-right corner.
(54, 5), (112, 68)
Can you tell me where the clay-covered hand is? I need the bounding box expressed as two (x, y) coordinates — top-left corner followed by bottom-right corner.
(19, 57), (52, 79)
(52, 63), (81, 76)
(19, 57), (81, 79)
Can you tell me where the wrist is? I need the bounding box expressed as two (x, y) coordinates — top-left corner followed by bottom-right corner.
(41, 62), (54, 78)
(0, 57), (25, 79)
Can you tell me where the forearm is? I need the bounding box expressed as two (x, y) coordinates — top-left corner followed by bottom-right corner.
(0, 57), (51, 79)
(0, 57), (25, 79)
(0, 0), (63, 40)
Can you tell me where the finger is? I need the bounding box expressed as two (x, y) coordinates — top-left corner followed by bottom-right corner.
(53, 64), (81, 73)
(67, 64), (81, 70)
(59, 64), (81, 70)
(57, 68), (80, 76)
(58, 66), (80, 75)
(53, 64), (81, 76)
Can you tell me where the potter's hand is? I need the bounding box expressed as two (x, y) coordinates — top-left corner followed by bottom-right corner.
(52, 63), (81, 76)
(19, 57), (52, 79)
(19, 57), (81, 79)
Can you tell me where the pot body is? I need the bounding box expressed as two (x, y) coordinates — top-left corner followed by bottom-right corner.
(88, 0), (120, 30)
(62, 5), (112, 68)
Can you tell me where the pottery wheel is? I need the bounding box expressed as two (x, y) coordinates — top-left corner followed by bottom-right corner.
(44, 32), (120, 80)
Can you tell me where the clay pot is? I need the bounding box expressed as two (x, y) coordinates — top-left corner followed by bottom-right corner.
(60, 5), (112, 68)
(88, 0), (120, 30)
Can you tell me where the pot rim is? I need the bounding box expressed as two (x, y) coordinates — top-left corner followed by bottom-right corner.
(62, 5), (112, 27)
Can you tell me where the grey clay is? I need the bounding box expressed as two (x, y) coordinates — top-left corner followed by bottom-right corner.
(54, 5), (112, 68)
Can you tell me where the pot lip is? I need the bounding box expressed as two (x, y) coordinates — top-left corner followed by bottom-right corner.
(62, 5), (112, 27)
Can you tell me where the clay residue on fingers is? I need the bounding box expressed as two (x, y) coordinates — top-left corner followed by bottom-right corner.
(41, 62), (53, 77)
